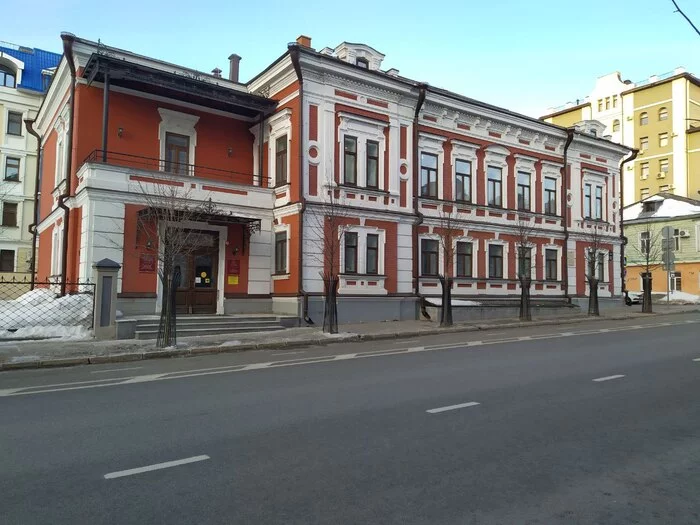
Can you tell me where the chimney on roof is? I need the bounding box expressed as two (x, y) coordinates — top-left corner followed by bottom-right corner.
(228, 54), (241, 83)
(296, 35), (312, 48)
(212, 67), (222, 78)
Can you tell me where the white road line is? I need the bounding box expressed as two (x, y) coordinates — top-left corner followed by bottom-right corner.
(518, 336), (532, 340)
(91, 367), (143, 374)
(560, 332), (574, 336)
(427, 401), (480, 414)
(692, 358), (700, 362)
(334, 353), (357, 360)
(104, 455), (210, 480)
(122, 374), (166, 384)
(593, 374), (626, 382)
(270, 351), (306, 356)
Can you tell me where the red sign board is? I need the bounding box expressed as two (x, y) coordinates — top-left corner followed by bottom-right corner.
(139, 253), (156, 272)
(227, 259), (241, 274)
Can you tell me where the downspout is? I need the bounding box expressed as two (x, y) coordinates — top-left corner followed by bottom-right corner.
(59, 32), (77, 296)
(619, 148), (639, 302)
(24, 118), (41, 288)
(412, 84), (428, 307)
(288, 44), (313, 324)
(561, 129), (574, 302)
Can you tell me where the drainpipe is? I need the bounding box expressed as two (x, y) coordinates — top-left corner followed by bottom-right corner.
(619, 148), (639, 302)
(24, 118), (41, 288)
(59, 32), (77, 296)
(412, 84), (428, 301)
(561, 129), (574, 302)
(288, 44), (313, 324)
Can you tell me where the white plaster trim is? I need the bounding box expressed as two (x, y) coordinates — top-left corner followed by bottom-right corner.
(157, 107), (199, 171)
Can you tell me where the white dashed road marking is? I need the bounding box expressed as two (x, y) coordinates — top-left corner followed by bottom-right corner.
(593, 375), (626, 382)
(427, 402), (480, 414)
(91, 367), (143, 374)
(104, 455), (210, 480)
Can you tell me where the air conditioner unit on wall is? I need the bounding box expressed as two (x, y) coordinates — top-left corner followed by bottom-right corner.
(680, 229), (690, 238)
(656, 173), (665, 179)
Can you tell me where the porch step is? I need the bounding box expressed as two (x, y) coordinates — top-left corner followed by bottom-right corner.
(130, 315), (291, 340)
(134, 324), (286, 340)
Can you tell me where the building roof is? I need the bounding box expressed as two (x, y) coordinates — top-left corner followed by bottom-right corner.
(0, 41), (61, 93)
(623, 193), (700, 222)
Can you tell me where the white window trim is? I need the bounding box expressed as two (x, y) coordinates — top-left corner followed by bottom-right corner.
(418, 133), (446, 199)
(484, 145), (509, 207)
(339, 114), (386, 190)
(452, 236), (476, 278)
(515, 242), (537, 281)
(452, 141), (478, 203)
(272, 223), (291, 278)
(514, 154), (536, 212)
(586, 249), (608, 283)
(268, 109), (292, 187)
(541, 161), (563, 215)
(339, 226), (386, 276)
(53, 115), (67, 187)
(1, 151), (25, 183)
(582, 171), (606, 220)
(418, 233), (442, 277)
(543, 244), (562, 281)
(158, 107), (199, 173)
(487, 240), (509, 280)
(50, 222), (64, 277)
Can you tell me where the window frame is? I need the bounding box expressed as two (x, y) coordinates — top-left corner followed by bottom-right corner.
(517, 246), (532, 279)
(517, 171), (531, 211)
(640, 162), (649, 179)
(594, 185), (603, 220)
(544, 177), (557, 216)
(455, 241), (472, 278)
(487, 165), (503, 207)
(0, 249), (14, 272)
(597, 253), (605, 282)
(488, 244), (504, 279)
(584, 183), (592, 219)
(366, 140), (379, 189)
(659, 132), (669, 147)
(7, 111), (23, 136)
(640, 136), (648, 150)
(274, 231), (288, 275)
(612, 119), (620, 132)
(659, 158), (669, 173)
(343, 136), (358, 186)
(0, 65), (17, 88)
(163, 132), (190, 175)
(420, 152), (438, 198)
(4, 156), (20, 182)
(659, 107), (668, 121)
(1, 201), (18, 227)
(673, 228), (681, 251)
(344, 231), (359, 274)
(640, 112), (649, 126)
(366, 233), (379, 275)
(454, 159), (472, 202)
(545, 249), (558, 281)
(420, 238), (439, 277)
(640, 231), (650, 255)
(275, 134), (288, 186)
(356, 57), (369, 69)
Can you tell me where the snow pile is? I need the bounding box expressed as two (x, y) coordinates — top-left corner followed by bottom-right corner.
(659, 291), (700, 304)
(0, 290), (94, 340)
(425, 298), (481, 307)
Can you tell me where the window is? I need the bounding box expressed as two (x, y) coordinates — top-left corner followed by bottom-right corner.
(605, 97), (610, 110)
(660, 158), (669, 173)
(584, 184), (592, 218)
(597, 99), (603, 112)
(0, 250), (14, 272)
(659, 107), (668, 121)
(2, 202), (18, 227)
(489, 245), (504, 279)
(344, 232), (358, 274)
(660, 184), (670, 192)
(456, 241), (472, 277)
(164, 132), (189, 175)
(4, 157), (20, 181)
(544, 177), (557, 215)
(356, 57), (369, 69)
(366, 140), (379, 188)
(366, 234), (379, 275)
(274, 232), (287, 274)
(545, 249), (558, 281)
(612, 119), (620, 132)
(597, 253), (605, 281)
(487, 166), (502, 207)
(673, 228), (681, 251)
(421, 239), (439, 276)
(640, 187), (650, 200)
(612, 95), (618, 108)
(590, 129), (597, 137)
(343, 136), (357, 185)
(275, 135), (288, 185)
(640, 112), (648, 125)
(640, 136), (648, 150)
(420, 152), (438, 198)
(454, 160), (471, 202)
(7, 111), (22, 136)
(517, 247), (531, 278)
(671, 271), (682, 292)
(659, 132), (669, 147)
(595, 186), (603, 220)
(640, 162), (649, 179)
(0, 65), (16, 88)
(640, 231), (650, 254)
(517, 171), (531, 210)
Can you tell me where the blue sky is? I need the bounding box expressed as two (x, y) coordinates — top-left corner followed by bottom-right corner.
(3, 0), (698, 117)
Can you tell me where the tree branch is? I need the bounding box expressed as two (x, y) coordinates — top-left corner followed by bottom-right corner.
(670, 0), (700, 36)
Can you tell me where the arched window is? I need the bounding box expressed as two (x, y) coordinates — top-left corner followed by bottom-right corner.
(659, 107), (668, 121)
(612, 119), (620, 132)
(640, 112), (648, 125)
(0, 65), (16, 88)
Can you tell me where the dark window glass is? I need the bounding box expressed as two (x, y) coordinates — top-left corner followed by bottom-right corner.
(274, 232), (287, 274)
(544, 177), (557, 215)
(489, 245), (503, 279)
(366, 233), (379, 274)
(420, 153), (438, 197)
(366, 140), (379, 188)
(597, 253), (605, 281)
(356, 57), (369, 69)
(0, 249), (14, 272)
(455, 160), (471, 202)
(2, 202), (17, 227)
(421, 239), (439, 276)
(344, 232), (358, 273)
(164, 132), (189, 175)
(584, 184), (592, 219)
(517, 247), (531, 278)
(456, 241), (472, 277)
(487, 166), (502, 207)
(7, 112), (22, 136)
(4, 157), (20, 181)
(344, 136), (357, 185)
(595, 186), (603, 219)
(545, 249), (558, 280)
(0, 65), (16, 88)
(517, 171), (530, 210)
(276, 135), (288, 185)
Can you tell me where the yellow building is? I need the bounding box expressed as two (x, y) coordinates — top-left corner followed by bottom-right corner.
(542, 69), (700, 208)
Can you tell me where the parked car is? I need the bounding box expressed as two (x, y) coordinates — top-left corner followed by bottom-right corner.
(624, 291), (642, 306)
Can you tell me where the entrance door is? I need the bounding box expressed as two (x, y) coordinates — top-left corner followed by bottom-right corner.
(174, 232), (218, 314)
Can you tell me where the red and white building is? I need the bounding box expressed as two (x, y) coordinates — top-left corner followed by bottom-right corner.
(32, 34), (632, 323)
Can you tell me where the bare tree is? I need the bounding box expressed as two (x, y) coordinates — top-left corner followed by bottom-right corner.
(670, 0), (700, 36)
(514, 215), (539, 322)
(434, 205), (468, 327)
(583, 224), (608, 316)
(307, 188), (351, 333)
(629, 223), (663, 313)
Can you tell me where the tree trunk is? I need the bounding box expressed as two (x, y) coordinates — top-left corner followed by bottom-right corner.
(438, 274), (453, 327)
(642, 273), (653, 313)
(323, 274), (339, 334)
(519, 276), (532, 321)
(587, 276), (600, 316)
(157, 265), (180, 348)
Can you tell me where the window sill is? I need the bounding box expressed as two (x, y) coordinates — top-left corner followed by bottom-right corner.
(3, 179), (20, 183)
(338, 184), (389, 196)
(272, 273), (290, 281)
(0, 225), (18, 229)
(340, 273), (386, 278)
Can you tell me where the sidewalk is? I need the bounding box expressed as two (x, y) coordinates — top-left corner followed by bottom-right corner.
(1, 304), (697, 370)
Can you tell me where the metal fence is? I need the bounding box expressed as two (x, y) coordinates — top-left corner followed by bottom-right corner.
(0, 278), (96, 335)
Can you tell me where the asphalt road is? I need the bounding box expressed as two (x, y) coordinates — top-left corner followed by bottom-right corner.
(1, 313), (700, 524)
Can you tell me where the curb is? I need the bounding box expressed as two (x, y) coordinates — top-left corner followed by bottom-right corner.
(2, 308), (697, 372)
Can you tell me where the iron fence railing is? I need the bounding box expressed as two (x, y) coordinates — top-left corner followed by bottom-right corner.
(0, 278), (95, 335)
(83, 150), (269, 187)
